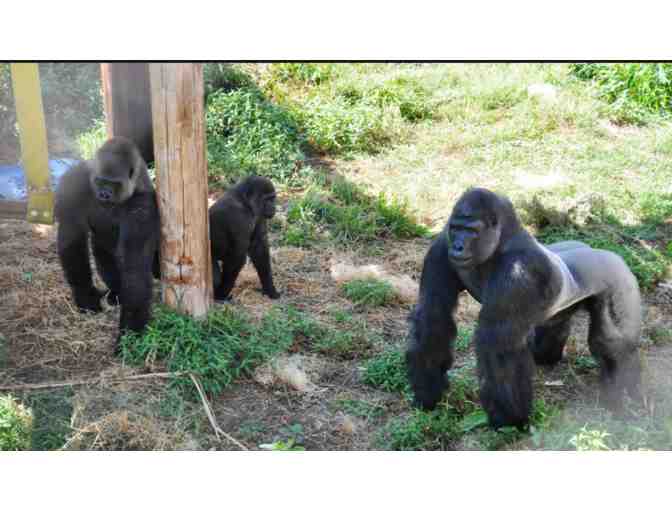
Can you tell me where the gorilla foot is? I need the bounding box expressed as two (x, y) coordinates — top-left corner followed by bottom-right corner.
(74, 287), (106, 313)
(106, 291), (120, 306)
(262, 288), (280, 299)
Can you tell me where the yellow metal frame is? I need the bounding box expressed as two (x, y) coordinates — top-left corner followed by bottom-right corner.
(10, 63), (54, 224)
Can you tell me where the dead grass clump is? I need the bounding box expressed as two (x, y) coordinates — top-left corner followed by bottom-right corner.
(63, 410), (174, 451)
(330, 261), (418, 303)
(253, 354), (321, 393)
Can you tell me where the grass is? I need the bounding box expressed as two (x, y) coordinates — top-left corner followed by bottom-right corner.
(5, 63), (672, 452)
(341, 278), (395, 307)
(362, 349), (410, 395)
(119, 304), (299, 397)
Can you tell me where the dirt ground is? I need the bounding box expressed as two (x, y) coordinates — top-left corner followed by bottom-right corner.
(2, 206), (672, 450)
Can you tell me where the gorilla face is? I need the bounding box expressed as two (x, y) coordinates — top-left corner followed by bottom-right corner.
(447, 210), (500, 268)
(89, 139), (142, 206)
(262, 191), (277, 219)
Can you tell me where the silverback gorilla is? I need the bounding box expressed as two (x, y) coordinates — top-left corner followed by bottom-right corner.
(209, 176), (279, 301)
(406, 188), (642, 429)
(55, 137), (159, 350)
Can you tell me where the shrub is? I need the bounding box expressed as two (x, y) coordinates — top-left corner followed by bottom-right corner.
(0, 395), (33, 451)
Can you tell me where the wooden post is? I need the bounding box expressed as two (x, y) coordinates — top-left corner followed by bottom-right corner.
(149, 63), (212, 317)
(9, 63), (53, 225)
(101, 63), (155, 165)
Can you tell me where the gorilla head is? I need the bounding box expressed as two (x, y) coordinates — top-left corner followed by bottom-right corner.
(89, 137), (149, 206)
(447, 188), (519, 268)
(238, 176), (277, 219)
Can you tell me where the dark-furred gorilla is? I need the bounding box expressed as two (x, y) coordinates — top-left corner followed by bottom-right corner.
(55, 137), (159, 349)
(209, 176), (279, 301)
(406, 188), (642, 429)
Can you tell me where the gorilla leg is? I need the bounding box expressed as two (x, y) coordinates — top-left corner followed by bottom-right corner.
(586, 292), (642, 411)
(249, 227), (279, 299)
(57, 226), (104, 313)
(214, 252), (247, 302)
(528, 312), (573, 366)
(92, 235), (122, 305)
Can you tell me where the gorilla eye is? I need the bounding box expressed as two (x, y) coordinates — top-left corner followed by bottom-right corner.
(129, 167), (134, 179)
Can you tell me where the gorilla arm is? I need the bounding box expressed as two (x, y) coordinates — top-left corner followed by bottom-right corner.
(55, 163), (105, 312)
(474, 250), (563, 429)
(116, 191), (160, 347)
(406, 239), (464, 410)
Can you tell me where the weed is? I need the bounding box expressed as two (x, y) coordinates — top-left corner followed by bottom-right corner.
(569, 426), (611, 451)
(0, 395), (33, 450)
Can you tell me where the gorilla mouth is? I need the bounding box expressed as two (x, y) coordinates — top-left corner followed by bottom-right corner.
(450, 255), (472, 266)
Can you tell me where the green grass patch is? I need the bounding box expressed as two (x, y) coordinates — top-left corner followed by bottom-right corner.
(205, 88), (306, 185)
(332, 398), (386, 420)
(341, 278), (395, 307)
(76, 120), (107, 159)
(455, 327), (473, 352)
(362, 349), (410, 394)
(287, 308), (378, 359)
(120, 305), (297, 397)
(379, 407), (461, 450)
(19, 389), (74, 450)
(0, 395), (33, 450)
(284, 179), (428, 245)
(571, 63), (672, 124)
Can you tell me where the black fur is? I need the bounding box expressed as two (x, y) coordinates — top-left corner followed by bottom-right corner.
(407, 188), (642, 429)
(209, 176), (279, 301)
(55, 137), (159, 350)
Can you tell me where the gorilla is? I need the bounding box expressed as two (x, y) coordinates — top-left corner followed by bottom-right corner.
(55, 137), (159, 349)
(406, 188), (642, 429)
(209, 176), (279, 301)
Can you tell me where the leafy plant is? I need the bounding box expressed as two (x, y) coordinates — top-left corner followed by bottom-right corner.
(0, 395), (33, 451)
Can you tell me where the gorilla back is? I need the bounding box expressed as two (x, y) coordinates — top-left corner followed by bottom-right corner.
(55, 137), (159, 350)
(406, 187), (642, 429)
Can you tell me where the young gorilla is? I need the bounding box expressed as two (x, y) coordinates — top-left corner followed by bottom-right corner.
(55, 137), (159, 350)
(209, 176), (280, 301)
(406, 188), (642, 429)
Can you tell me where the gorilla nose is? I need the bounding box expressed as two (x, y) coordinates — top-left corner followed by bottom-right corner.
(97, 189), (113, 202)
